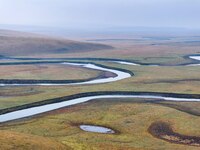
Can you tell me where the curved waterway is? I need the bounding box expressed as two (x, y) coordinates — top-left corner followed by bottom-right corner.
(0, 55), (199, 123)
(187, 56), (200, 66)
(1, 54), (198, 86)
(62, 63), (131, 85)
(190, 56), (200, 61)
(0, 94), (200, 123)
(0, 62), (132, 86)
(109, 60), (159, 66)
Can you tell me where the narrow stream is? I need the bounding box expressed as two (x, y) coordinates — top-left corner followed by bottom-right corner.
(0, 62), (131, 86)
(0, 55), (199, 123)
(0, 95), (200, 123)
(187, 56), (200, 66)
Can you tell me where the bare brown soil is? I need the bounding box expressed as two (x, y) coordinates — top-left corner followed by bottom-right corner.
(148, 121), (200, 147)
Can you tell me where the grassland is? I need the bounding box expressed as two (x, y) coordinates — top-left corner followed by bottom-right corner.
(0, 63), (199, 110)
(0, 29), (200, 149)
(0, 130), (69, 150)
(1, 30), (200, 66)
(1, 99), (200, 150)
(0, 60), (199, 150)
(0, 64), (101, 80)
(0, 29), (113, 57)
(27, 36), (200, 66)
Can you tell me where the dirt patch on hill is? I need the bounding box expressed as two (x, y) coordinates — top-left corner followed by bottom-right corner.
(148, 121), (200, 147)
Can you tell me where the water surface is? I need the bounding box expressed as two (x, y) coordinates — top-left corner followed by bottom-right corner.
(80, 125), (115, 134)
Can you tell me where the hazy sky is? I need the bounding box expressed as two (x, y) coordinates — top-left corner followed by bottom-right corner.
(0, 0), (200, 29)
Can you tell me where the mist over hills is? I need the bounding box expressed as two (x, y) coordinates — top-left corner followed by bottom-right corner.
(1, 24), (200, 39)
(0, 29), (113, 56)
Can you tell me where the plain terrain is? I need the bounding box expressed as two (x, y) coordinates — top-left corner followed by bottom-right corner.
(0, 29), (200, 150)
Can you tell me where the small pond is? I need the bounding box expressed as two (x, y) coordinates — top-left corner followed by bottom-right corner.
(80, 125), (115, 134)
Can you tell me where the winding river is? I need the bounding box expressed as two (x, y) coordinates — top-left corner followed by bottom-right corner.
(189, 56), (200, 61)
(0, 62), (132, 86)
(0, 55), (199, 123)
(188, 56), (200, 66)
(0, 94), (200, 123)
(62, 62), (131, 85)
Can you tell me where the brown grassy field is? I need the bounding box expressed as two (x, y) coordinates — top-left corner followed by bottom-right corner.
(27, 36), (200, 65)
(0, 30), (113, 56)
(1, 29), (199, 66)
(0, 30), (200, 149)
(0, 62), (199, 110)
(1, 99), (200, 150)
(0, 130), (69, 150)
(0, 64), (100, 80)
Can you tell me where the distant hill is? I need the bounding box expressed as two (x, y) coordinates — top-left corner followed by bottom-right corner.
(0, 29), (113, 56)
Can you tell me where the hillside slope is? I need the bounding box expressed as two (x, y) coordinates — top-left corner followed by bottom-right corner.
(0, 29), (113, 56)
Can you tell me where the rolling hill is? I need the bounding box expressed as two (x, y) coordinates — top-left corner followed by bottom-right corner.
(0, 29), (113, 57)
